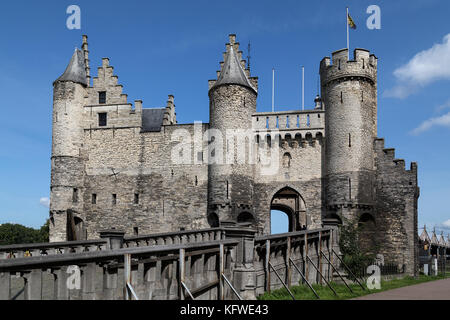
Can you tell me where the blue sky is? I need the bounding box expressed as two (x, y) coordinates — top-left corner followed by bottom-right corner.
(0, 0), (449, 236)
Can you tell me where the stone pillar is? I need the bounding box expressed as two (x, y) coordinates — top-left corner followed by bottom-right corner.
(100, 229), (125, 250)
(222, 222), (257, 300)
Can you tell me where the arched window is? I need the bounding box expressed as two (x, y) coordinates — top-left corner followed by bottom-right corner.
(237, 212), (255, 224)
(282, 153), (292, 168)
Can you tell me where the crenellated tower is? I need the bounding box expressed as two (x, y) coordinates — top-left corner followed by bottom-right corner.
(50, 45), (89, 242)
(320, 48), (378, 222)
(207, 34), (258, 226)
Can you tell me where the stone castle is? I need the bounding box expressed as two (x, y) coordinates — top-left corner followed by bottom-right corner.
(49, 34), (419, 273)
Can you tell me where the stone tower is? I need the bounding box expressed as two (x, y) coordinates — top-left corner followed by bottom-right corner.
(50, 47), (88, 242)
(207, 34), (258, 226)
(320, 48), (378, 223)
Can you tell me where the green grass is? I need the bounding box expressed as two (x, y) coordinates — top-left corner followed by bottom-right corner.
(258, 273), (450, 300)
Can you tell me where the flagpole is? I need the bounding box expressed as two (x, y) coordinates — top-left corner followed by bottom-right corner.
(346, 7), (350, 60)
(272, 68), (275, 112)
(302, 66), (305, 111)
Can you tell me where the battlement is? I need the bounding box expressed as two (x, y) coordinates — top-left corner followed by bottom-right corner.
(320, 48), (377, 86)
(375, 138), (418, 175)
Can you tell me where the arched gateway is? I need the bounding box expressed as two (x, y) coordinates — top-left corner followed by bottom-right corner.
(270, 187), (307, 233)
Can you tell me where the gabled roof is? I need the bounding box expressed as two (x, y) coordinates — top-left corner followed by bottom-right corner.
(211, 45), (256, 93)
(55, 49), (88, 86)
(419, 225), (431, 242)
(439, 233), (446, 246)
(431, 229), (439, 245)
(141, 108), (166, 132)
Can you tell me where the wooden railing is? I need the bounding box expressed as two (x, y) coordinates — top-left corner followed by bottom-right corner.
(0, 239), (239, 300)
(254, 228), (333, 296)
(0, 239), (108, 260)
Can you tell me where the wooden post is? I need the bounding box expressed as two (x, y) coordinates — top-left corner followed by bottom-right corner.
(24, 270), (42, 300)
(53, 268), (69, 300)
(124, 254), (131, 300)
(318, 231), (322, 285)
(265, 240), (271, 292)
(329, 229), (333, 282)
(0, 272), (10, 300)
(179, 248), (185, 300)
(304, 233), (308, 282)
(286, 237), (292, 288)
(219, 244), (224, 300)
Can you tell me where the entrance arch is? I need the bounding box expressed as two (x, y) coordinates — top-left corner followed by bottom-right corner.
(270, 187), (306, 233)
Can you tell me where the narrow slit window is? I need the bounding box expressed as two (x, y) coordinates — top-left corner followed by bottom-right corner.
(133, 227), (139, 236)
(266, 117), (269, 129)
(91, 194), (97, 205)
(134, 193), (139, 204)
(99, 91), (106, 104)
(276, 116), (279, 128)
(286, 116), (289, 128)
(349, 133), (352, 147)
(72, 188), (78, 203)
(112, 194), (117, 205)
(98, 113), (107, 127)
(226, 181), (229, 199)
(340, 92), (343, 103)
(307, 115), (311, 127)
(297, 115), (300, 128)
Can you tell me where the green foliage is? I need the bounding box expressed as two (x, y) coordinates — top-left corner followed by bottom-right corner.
(338, 218), (375, 277)
(0, 220), (50, 245)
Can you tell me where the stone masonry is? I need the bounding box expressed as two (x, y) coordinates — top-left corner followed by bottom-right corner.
(49, 34), (420, 275)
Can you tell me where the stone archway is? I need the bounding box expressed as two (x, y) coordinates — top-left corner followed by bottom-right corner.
(270, 187), (306, 233)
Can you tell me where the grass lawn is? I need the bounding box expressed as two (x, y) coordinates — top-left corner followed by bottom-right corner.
(258, 273), (450, 300)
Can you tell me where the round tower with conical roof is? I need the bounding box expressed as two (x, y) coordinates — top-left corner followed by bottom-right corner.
(50, 46), (88, 242)
(320, 48), (378, 222)
(207, 34), (258, 226)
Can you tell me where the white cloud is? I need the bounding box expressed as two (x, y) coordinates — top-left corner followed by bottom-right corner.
(410, 111), (450, 135)
(39, 197), (50, 208)
(384, 34), (450, 98)
(443, 219), (450, 229)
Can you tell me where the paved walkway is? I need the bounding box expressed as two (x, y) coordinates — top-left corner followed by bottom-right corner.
(354, 278), (450, 300)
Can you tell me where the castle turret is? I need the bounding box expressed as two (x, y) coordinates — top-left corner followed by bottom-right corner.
(320, 48), (378, 222)
(207, 34), (258, 226)
(50, 47), (88, 242)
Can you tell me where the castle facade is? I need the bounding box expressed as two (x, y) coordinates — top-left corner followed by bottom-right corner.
(49, 34), (419, 273)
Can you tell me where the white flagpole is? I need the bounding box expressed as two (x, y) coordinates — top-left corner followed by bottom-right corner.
(346, 7), (350, 60)
(302, 66), (305, 111)
(272, 68), (275, 112)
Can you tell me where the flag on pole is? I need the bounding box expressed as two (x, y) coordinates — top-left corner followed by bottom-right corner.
(347, 12), (357, 29)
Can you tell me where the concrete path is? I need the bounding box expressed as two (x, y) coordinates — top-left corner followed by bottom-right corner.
(354, 278), (450, 300)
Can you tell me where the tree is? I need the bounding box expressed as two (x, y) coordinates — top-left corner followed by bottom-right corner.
(339, 218), (375, 277)
(0, 220), (49, 245)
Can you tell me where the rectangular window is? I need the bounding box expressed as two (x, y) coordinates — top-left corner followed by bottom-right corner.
(72, 188), (78, 203)
(134, 193), (139, 204)
(133, 227), (139, 236)
(112, 194), (117, 205)
(98, 113), (107, 127)
(99, 91), (106, 104)
(91, 194), (97, 205)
